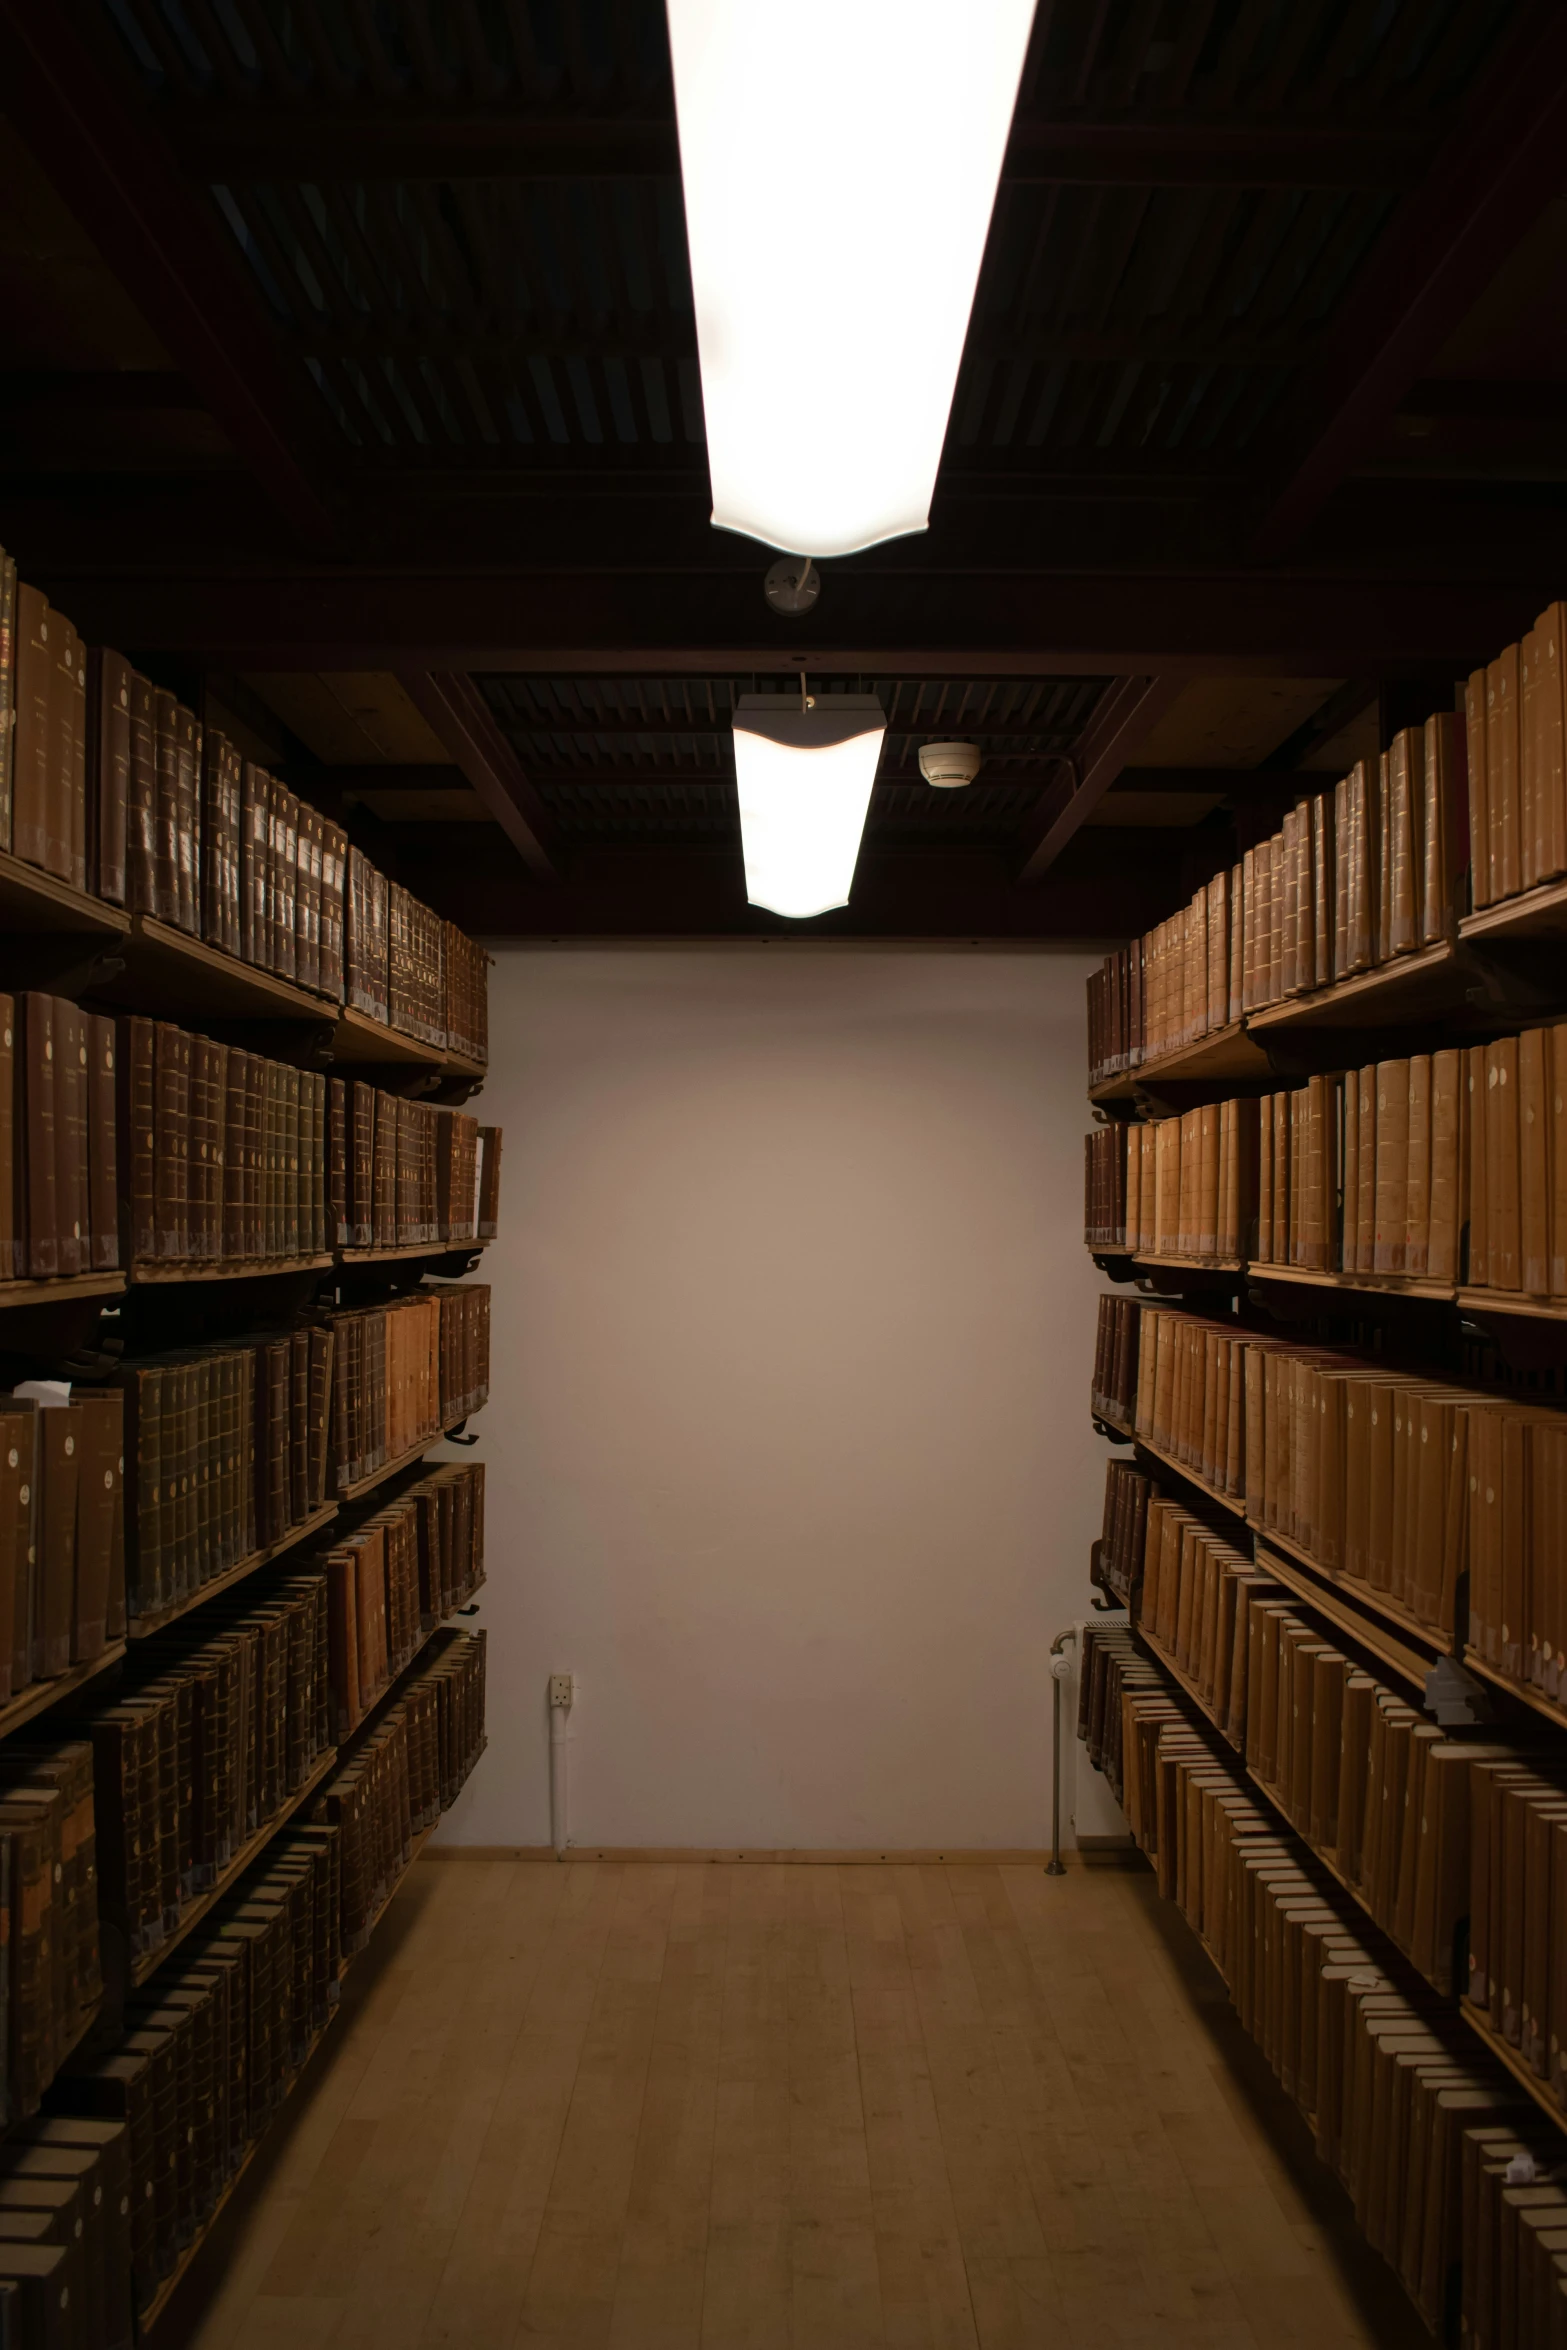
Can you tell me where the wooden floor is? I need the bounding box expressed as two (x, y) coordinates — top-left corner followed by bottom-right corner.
(164, 1856), (1427, 2350)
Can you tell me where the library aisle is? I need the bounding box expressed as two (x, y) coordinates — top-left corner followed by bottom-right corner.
(164, 1856), (1423, 2350)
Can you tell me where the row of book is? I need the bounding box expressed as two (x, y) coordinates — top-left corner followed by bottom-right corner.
(1094, 1459), (1150, 1607)
(328, 1286), (491, 1492)
(1467, 602), (1567, 911)
(120, 1014), (505, 1272)
(1093, 1025), (1567, 1293)
(1080, 1621), (1543, 2339)
(2, 995), (119, 1280)
(122, 1331), (334, 1624)
(1134, 1496), (1272, 1746)
(0, 1742), (103, 2124)
(76, 1574), (333, 1970)
(0, 1387), (124, 1701)
(1090, 1292), (1140, 1426)
(15, 1629), (485, 2331)
(0, 569), (490, 1062)
(1469, 1761), (1567, 2108)
(322, 1462), (485, 1740)
(1085, 710), (1465, 1082)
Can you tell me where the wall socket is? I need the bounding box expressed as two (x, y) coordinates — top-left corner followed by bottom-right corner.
(549, 1673), (575, 1708)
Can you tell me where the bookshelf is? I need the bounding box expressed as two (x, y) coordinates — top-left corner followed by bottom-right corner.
(0, 1272), (127, 1311)
(1459, 874), (1567, 945)
(334, 1411), (484, 1505)
(127, 1501), (339, 1637)
(0, 1643), (126, 1743)
(0, 847), (130, 938)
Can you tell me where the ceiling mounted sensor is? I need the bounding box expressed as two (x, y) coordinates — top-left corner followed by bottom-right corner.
(667, 0), (1036, 560)
(763, 555), (821, 618)
(918, 741), (982, 788)
(733, 690), (885, 920)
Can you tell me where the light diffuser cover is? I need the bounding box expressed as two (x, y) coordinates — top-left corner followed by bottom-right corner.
(733, 694), (885, 918)
(667, 0), (1036, 558)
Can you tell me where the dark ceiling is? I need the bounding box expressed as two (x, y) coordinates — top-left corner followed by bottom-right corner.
(0, 0), (1565, 937)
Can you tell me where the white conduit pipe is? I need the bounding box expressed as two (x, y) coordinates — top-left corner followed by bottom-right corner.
(549, 1677), (573, 1858)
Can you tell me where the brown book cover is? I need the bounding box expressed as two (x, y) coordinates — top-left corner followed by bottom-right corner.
(114, 1017), (155, 1269)
(0, 1407), (26, 1702)
(1521, 624), (1543, 892)
(35, 1403), (80, 1677)
(10, 585), (52, 872)
(1354, 1064), (1376, 1273)
(0, 554), (13, 852)
(125, 669), (157, 916)
(0, 996), (12, 1278)
(1466, 1044), (1489, 1285)
(63, 620), (87, 891)
(151, 689), (180, 923)
(240, 764), (267, 966)
(1485, 1036), (1521, 1289)
(1464, 667), (1490, 910)
(1428, 1048), (1461, 1283)
(87, 649), (130, 906)
(1386, 729), (1418, 956)
(18, 995), (58, 1279)
(1310, 789), (1333, 988)
(1404, 1055), (1432, 1278)
(1489, 646), (1520, 902)
(222, 1049), (246, 1258)
(477, 1127), (502, 1239)
(173, 701), (199, 935)
(53, 1000), (86, 1280)
(1536, 601), (1567, 883)
(1374, 750), (1392, 964)
(152, 1022), (190, 1262)
(71, 1390), (119, 1662)
(1420, 711), (1460, 944)
(1519, 1024), (1550, 1297)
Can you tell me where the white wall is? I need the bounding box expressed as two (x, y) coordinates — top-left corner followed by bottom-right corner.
(435, 943), (1109, 1853)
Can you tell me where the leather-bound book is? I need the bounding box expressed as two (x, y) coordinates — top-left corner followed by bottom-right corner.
(1427, 1048), (1461, 1282)
(1332, 775), (1351, 976)
(0, 1407), (28, 1702)
(275, 789), (298, 983)
(1354, 1064), (1376, 1274)
(1344, 759), (1373, 972)
(320, 821), (347, 1000)
(1404, 1054), (1432, 1277)
(239, 764), (266, 966)
(1536, 600), (1567, 882)
(284, 1067), (301, 1258)
(1374, 751), (1392, 964)
(1552, 1023), (1567, 1296)
(115, 1018), (155, 1268)
(0, 552), (13, 850)
(71, 1390), (120, 1662)
(10, 585), (53, 871)
(125, 670), (157, 916)
(19, 995), (59, 1279)
(34, 1403), (80, 1677)
(62, 618), (87, 889)
(1488, 646), (1520, 902)
(1386, 729), (1418, 956)
(1485, 1036), (1521, 1289)
(1339, 1067), (1359, 1275)
(151, 691), (180, 923)
(1420, 711), (1460, 943)
(152, 1023), (189, 1262)
(1521, 625), (1542, 891)
(1310, 790), (1333, 988)
(477, 1127), (502, 1238)
(0, 995), (13, 1277)
(173, 702), (199, 934)
(87, 650), (130, 906)
(1304, 1074), (1329, 1271)
(1519, 1025), (1550, 1296)
(53, 1001), (86, 1280)
(1465, 1045), (1488, 1285)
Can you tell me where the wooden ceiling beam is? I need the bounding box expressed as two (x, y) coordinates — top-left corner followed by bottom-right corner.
(0, 7), (338, 551)
(1014, 677), (1187, 883)
(1254, 0), (1567, 557)
(31, 568), (1543, 677)
(162, 106), (1433, 189)
(396, 669), (560, 882)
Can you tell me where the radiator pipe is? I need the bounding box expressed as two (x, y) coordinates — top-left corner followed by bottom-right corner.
(1047, 1626), (1076, 1877)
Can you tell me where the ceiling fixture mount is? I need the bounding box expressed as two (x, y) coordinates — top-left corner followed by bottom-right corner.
(918, 741), (983, 789)
(667, 0), (1036, 560)
(733, 688), (885, 920)
(763, 555), (821, 618)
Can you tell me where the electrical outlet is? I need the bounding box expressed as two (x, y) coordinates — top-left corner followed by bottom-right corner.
(549, 1673), (575, 1708)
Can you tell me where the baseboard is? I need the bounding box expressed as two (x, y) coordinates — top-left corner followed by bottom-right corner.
(420, 1844), (1066, 1865)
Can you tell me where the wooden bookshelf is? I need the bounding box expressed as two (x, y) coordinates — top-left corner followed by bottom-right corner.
(333, 1411), (480, 1505)
(128, 1252), (334, 1286)
(445, 1049), (488, 1080)
(1244, 939), (1462, 1034)
(125, 1742), (341, 1991)
(0, 1270), (126, 1312)
(338, 1237), (489, 1265)
(1458, 1998), (1562, 2133)
(1251, 1541), (1439, 1695)
(1124, 1426), (1247, 1529)
(335, 1005), (442, 1068)
(127, 1502), (339, 1638)
(1247, 1261), (1457, 1304)
(1089, 1017), (1269, 1102)
(0, 1640), (126, 1741)
(1247, 1520), (1452, 1659)
(1459, 877), (1567, 946)
(1456, 1287), (1567, 1322)
(1461, 1647), (1567, 1733)
(112, 915), (336, 1025)
(0, 849), (130, 937)
(1135, 1621), (1241, 1752)
(1132, 1252), (1245, 1275)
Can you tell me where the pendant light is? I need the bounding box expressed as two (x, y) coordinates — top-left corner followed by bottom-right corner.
(733, 688), (885, 919)
(666, 0), (1036, 559)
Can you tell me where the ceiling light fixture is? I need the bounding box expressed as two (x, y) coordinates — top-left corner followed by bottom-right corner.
(733, 688), (885, 919)
(667, 0), (1036, 561)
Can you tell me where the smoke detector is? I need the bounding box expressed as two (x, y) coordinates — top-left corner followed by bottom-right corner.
(763, 555), (821, 617)
(918, 740), (982, 788)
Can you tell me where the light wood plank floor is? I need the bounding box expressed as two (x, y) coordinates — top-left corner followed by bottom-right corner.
(163, 1857), (1428, 2350)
